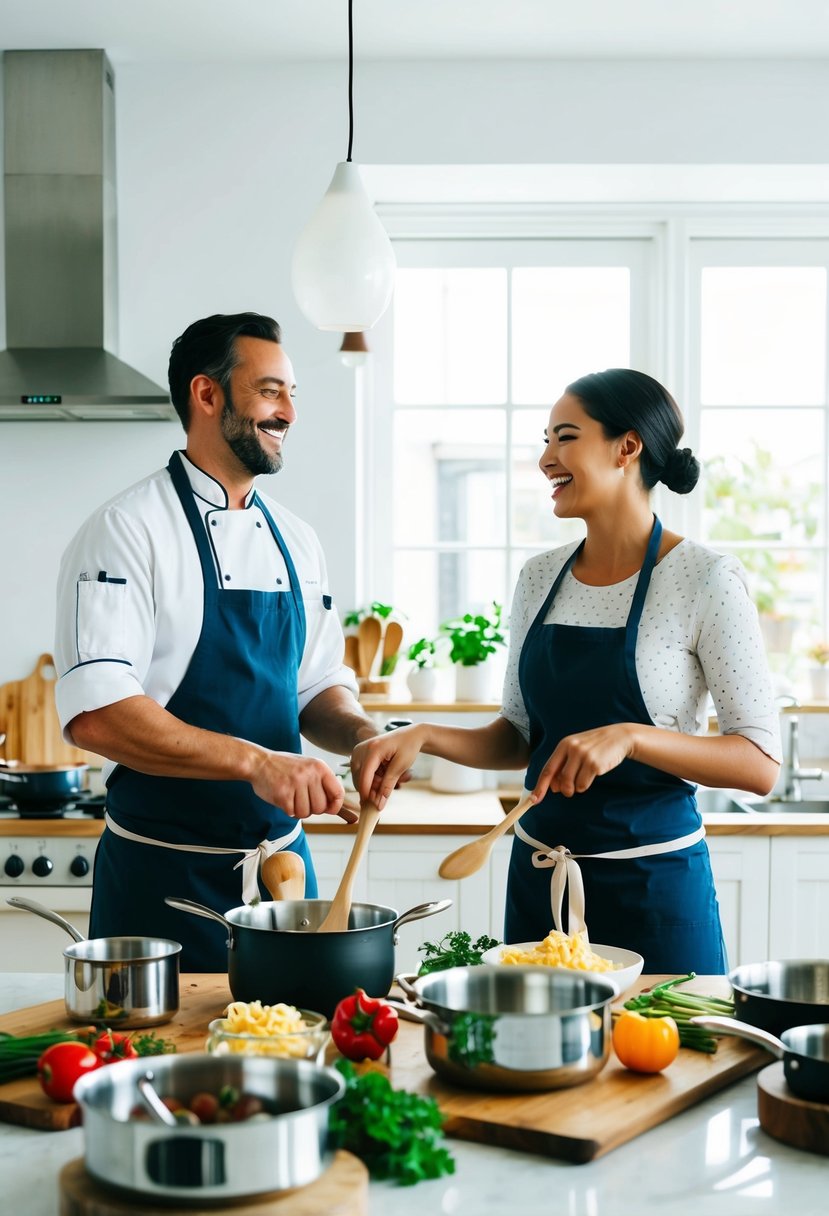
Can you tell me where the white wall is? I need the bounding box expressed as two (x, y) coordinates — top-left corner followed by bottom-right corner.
(2, 57), (829, 680)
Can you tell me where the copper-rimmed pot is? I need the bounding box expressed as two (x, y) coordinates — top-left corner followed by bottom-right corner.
(7, 897), (180, 1027)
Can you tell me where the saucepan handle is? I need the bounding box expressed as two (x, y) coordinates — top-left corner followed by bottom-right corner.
(392, 898), (453, 941)
(385, 995), (447, 1034)
(395, 971), (422, 1003)
(689, 1015), (785, 1057)
(164, 897), (235, 950)
(6, 896), (86, 942)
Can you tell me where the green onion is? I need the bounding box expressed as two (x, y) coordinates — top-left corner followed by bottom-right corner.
(620, 973), (735, 1053)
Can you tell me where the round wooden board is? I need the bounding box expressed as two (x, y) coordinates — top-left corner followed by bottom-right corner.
(757, 1062), (829, 1156)
(59, 1151), (368, 1216)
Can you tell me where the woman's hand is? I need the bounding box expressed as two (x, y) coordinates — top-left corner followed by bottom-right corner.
(351, 725), (426, 809)
(532, 724), (637, 799)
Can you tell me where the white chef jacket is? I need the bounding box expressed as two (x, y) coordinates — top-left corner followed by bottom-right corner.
(55, 453), (357, 779)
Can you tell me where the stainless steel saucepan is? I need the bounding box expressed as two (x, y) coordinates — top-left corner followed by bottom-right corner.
(7, 896), (181, 1027)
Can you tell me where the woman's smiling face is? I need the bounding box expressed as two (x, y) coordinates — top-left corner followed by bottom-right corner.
(539, 393), (630, 519)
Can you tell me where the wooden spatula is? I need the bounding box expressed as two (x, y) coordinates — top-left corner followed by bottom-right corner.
(343, 635), (360, 673)
(317, 800), (382, 932)
(261, 851), (305, 901)
(438, 792), (536, 880)
(357, 616), (382, 678)
(380, 620), (404, 675)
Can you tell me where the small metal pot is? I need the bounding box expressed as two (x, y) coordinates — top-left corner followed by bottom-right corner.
(7, 896), (180, 1027)
(729, 960), (829, 1037)
(73, 1053), (345, 1200)
(165, 896), (451, 1017)
(0, 760), (87, 808)
(691, 1015), (829, 1103)
(396, 965), (616, 1092)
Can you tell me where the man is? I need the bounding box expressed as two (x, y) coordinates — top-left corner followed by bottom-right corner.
(55, 313), (379, 970)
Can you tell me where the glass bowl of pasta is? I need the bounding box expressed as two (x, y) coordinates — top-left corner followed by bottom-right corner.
(206, 1000), (330, 1062)
(481, 932), (643, 997)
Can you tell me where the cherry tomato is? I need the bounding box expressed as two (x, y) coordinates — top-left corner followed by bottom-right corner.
(37, 1042), (101, 1103)
(93, 1029), (138, 1063)
(612, 1010), (680, 1074)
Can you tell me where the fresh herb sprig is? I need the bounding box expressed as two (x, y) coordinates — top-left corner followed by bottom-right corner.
(0, 1027), (176, 1083)
(330, 1060), (455, 1186)
(417, 930), (501, 975)
(622, 974), (735, 1053)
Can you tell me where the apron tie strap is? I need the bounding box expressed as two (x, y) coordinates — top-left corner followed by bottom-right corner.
(105, 812), (303, 905)
(514, 816), (706, 940)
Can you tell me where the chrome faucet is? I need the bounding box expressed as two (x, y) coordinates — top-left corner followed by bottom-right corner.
(782, 715), (824, 801)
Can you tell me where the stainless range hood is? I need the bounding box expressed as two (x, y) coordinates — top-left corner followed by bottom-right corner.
(0, 49), (175, 421)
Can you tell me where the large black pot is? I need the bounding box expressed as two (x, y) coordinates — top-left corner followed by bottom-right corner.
(165, 896), (452, 1016)
(729, 960), (829, 1037)
(0, 761), (87, 808)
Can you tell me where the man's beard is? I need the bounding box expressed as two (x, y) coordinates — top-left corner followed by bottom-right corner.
(220, 387), (284, 477)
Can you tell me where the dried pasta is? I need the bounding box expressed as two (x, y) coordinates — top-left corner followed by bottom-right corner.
(499, 930), (617, 973)
(216, 1000), (312, 1058)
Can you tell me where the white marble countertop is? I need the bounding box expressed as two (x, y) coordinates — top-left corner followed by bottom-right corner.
(1, 975), (827, 1215)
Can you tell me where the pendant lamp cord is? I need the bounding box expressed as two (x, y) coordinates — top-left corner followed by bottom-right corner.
(347, 0), (354, 161)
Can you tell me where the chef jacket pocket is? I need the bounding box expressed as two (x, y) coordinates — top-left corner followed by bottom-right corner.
(75, 576), (128, 662)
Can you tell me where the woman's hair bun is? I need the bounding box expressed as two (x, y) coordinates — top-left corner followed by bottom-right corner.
(660, 446), (700, 495)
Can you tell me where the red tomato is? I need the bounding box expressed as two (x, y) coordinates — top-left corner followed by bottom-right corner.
(93, 1030), (138, 1063)
(37, 1042), (101, 1103)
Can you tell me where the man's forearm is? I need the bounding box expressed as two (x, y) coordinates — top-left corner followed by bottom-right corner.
(299, 685), (379, 755)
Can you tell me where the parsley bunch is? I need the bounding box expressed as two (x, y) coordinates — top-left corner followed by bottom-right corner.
(417, 930), (501, 975)
(330, 1060), (455, 1186)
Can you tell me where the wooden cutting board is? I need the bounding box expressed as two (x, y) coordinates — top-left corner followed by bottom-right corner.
(757, 1062), (829, 1156)
(0, 653), (98, 766)
(0, 974), (766, 1161)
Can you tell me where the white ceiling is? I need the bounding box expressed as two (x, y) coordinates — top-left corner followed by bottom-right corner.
(2, 0), (829, 63)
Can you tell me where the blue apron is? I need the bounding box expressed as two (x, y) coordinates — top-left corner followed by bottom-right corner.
(508, 516), (725, 974)
(90, 451), (316, 971)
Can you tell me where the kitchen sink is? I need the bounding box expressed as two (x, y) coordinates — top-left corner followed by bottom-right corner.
(738, 798), (829, 815)
(694, 788), (755, 814)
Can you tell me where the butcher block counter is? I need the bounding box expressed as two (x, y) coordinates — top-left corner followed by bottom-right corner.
(0, 974), (826, 1216)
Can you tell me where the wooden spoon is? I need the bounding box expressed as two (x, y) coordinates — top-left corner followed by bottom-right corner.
(261, 851), (306, 901)
(317, 800), (382, 932)
(380, 620), (404, 675)
(438, 792), (536, 880)
(343, 635), (360, 673)
(357, 616), (382, 678)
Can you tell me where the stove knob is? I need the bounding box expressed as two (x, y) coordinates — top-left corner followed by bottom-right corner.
(32, 855), (54, 878)
(70, 855), (90, 878)
(4, 855), (25, 878)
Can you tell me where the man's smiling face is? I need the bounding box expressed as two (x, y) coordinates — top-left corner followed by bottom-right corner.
(219, 336), (297, 477)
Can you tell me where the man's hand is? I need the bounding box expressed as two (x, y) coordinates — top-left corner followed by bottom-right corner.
(351, 726), (423, 810)
(248, 750), (346, 819)
(532, 724), (636, 800)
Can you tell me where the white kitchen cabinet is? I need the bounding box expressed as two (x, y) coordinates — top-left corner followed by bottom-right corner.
(706, 837), (771, 967)
(768, 835), (829, 959)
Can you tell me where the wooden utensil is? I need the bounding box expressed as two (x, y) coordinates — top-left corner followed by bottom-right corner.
(0, 653), (96, 765)
(260, 851), (306, 901)
(380, 620), (404, 675)
(343, 635), (360, 673)
(316, 800), (382, 932)
(438, 792), (535, 880)
(356, 617), (382, 678)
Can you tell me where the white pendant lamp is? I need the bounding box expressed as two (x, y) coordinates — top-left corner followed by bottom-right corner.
(291, 0), (395, 333)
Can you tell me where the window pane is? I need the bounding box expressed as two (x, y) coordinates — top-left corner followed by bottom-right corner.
(394, 549), (508, 639)
(700, 267), (827, 405)
(393, 410), (506, 546)
(393, 269), (507, 404)
(511, 409), (588, 547)
(511, 267), (630, 405)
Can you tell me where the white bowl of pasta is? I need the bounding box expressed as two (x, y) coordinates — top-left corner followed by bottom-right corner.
(206, 1000), (330, 1062)
(481, 933), (644, 997)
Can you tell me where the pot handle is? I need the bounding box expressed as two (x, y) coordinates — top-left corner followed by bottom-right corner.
(395, 971), (422, 1003)
(385, 995), (447, 1034)
(6, 896), (85, 942)
(392, 899), (453, 941)
(688, 1015), (785, 1057)
(164, 897), (235, 950)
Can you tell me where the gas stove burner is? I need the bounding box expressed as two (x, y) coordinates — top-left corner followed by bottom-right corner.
(2, 790), (108, 819)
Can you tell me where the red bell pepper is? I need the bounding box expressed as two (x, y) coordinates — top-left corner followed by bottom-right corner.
(331, 989), (399, 1061)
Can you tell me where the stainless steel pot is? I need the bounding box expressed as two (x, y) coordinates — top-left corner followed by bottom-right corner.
(729, 960), (829, 1037)
(165, 896), (451, 1017)
(691, 1016), (829, 1103)
(396, 965), (616, 1092)
(73, 1053), (345, 1200)
(7, 896), (181, 1027)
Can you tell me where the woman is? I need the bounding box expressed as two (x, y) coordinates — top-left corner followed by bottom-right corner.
(351, 369), (781, 973)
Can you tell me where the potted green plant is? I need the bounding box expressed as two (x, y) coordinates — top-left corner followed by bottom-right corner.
(439, 602), (506, 702)
(806, 641), (829, 701)
(406, 638), (439, 702)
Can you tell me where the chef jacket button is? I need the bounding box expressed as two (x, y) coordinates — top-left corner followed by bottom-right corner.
(256, 521), (262, 528)
(225, 574), (231, 582)
(276, 577), (283, 585)
(210, 519), (217, 526)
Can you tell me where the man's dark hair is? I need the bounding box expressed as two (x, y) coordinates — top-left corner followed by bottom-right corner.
(167, 313), (282, 429)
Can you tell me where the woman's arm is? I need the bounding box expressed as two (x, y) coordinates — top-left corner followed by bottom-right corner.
(531, 722), (778, 801)
(351, 715), (530, 809)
